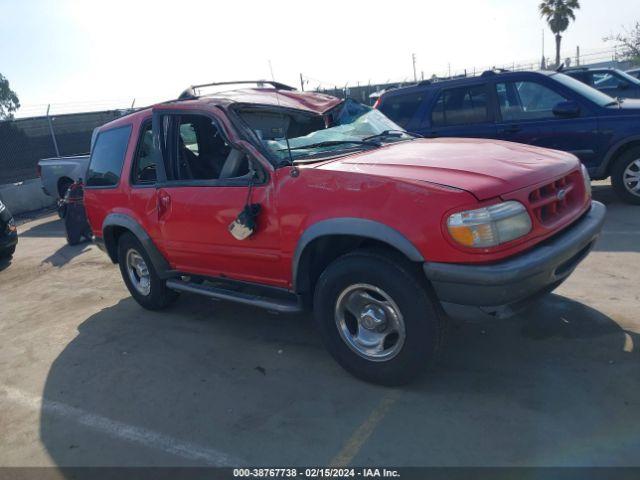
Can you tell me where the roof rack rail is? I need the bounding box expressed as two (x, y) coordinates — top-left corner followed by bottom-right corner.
(481, 68), (510, 77)
(178, 80), (296, 100)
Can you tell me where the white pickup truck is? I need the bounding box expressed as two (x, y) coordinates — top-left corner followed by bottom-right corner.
(37, 155), (90, 199)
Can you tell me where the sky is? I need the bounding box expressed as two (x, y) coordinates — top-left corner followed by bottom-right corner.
(1, 0), (639, 114)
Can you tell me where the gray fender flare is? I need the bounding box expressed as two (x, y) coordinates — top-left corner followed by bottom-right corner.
(292, 218), (424, 292)
(596, 135), (640, 179)
(102, 213), (174, 279)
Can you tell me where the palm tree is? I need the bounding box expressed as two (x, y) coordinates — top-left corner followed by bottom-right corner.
(539, 0), (580, 68)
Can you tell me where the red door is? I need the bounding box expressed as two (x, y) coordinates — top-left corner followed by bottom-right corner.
(153, 111), (286, 287)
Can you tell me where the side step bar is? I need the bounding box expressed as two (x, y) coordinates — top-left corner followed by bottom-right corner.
(166, 279), (303, 314)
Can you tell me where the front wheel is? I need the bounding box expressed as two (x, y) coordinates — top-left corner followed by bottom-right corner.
(313, 250), (445, 385)
(117, 232), (178, 310)
(611, 147), (640, 205)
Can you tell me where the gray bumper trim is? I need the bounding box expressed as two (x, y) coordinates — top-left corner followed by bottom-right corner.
(423, 201), (606, 307)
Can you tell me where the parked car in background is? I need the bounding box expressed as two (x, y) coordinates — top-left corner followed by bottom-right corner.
(37, 154), (91, 200)
(0, 199), (18, 259)
(563, 68), (640, 99)
(83, 81), (605, 385)
(625, 68), (640, 80)
(375, 69), (640, 204)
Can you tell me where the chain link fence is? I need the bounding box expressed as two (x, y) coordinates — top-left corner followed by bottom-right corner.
(0, 110), (126, 184)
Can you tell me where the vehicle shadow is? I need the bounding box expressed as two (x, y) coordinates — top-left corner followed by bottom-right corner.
(19, 217), (65, 238)
(38, 292), (639, 466)
(41, 241), (91, 267)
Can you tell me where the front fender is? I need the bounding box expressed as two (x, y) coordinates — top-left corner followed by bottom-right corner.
(292, 217), (424, 292)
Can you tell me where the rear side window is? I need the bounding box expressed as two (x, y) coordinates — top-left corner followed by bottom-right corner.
(379, 92), (424, 127)
(431, 85), (488, 127)
(131, 122), (156, 184)
(86, 125), (132, 187)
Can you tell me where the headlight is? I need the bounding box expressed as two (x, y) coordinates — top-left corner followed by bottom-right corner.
(581, 164), (591, 200)
(447, 201), (532, 248)
(0, 200), (5, 213)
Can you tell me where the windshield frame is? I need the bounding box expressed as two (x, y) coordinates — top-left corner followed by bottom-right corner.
(230, 99), (412, 166)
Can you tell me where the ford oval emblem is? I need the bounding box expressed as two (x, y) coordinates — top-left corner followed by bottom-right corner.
(556, 188), (567, 201)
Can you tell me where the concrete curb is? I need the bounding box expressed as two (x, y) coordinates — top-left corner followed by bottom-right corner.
(0, 178), (56, 216)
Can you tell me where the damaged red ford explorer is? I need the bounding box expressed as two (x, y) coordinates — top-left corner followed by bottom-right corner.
(84, 81), (606, 385)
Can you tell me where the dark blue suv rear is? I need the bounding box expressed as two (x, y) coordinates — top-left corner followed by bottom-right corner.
(376, 70), (640, 204)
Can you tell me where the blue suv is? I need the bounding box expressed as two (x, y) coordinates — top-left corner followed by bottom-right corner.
(376, 70), (640, 204)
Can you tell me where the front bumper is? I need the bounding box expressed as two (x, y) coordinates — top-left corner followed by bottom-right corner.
(423, 201), (606, 307)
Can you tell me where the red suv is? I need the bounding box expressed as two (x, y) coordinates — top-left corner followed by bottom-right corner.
(84, 80), (606, 385)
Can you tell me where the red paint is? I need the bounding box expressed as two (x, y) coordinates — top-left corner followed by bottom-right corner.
(84, 88), (589, 290)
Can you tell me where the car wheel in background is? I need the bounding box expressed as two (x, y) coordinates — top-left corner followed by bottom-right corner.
(0, 246), (16, 259)
(313, 250), (445, 386)
(117, 232), (179, 310)
(611, 146), (640, 205)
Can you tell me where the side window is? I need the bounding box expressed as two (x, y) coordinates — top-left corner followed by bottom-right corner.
(379, 92), (424, 127)
(497, 81), (568, 121)
(431, 85), (488, 127)
(171, 114), (251, 181)
(131, 122), (156, 184)
(592, 72), (627, 89)
(86, 125), (132, 187)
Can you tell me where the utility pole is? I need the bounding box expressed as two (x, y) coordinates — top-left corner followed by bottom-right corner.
(412, 53), (417, 82)
(46, 104), (60, 158)
(299, 73), (304, 91)
(541, 29), (546, 69)
(576, 46), (580, 66)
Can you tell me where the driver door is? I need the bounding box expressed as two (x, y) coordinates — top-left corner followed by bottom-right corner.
(493, 77), (598, 166)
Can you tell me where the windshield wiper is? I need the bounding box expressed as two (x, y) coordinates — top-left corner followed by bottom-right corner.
(277, 140), (380, 152)
(362, 129), (422, 142)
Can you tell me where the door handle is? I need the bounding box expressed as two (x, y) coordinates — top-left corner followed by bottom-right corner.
(157, 189), (171, 219)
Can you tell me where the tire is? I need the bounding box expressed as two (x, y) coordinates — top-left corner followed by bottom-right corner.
(313, 250), (445, 386)
(0, 245), (16, 259)
(57, 179), (73, 218)
(611, 146), (640, 205)
(117, 232), (178, 310)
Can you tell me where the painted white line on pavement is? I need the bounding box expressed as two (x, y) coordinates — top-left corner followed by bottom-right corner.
(0, 384), (243, 466)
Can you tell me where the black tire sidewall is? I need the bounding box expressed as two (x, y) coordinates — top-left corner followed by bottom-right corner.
(313, 252), (440, 385)
(611, 147), (640, 205)
(0, 245), (16, 259)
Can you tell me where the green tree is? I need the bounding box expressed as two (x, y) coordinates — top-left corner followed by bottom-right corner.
(604, 22), (640, 62)
(539, 0), (581, 68)
(0, 73), (20, 120)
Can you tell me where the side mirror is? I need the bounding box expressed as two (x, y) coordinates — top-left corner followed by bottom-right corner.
(553, 101), (580, 118)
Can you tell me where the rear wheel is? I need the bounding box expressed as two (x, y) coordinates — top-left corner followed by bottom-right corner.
(313, 250), (445, 385)
(611, 147), (640, 205)
(117, 232), (178, 310)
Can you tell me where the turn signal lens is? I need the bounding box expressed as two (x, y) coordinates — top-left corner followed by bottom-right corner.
(447, 201), (532, 248)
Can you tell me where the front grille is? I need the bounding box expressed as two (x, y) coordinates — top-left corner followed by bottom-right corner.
(528, 172), (582, 226)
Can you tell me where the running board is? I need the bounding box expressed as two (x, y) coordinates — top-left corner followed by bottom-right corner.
(165, 279), (303, 314)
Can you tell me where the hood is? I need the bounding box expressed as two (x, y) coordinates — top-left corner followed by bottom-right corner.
(619, 98), (640, 110)
(314, 138), (579, 200)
